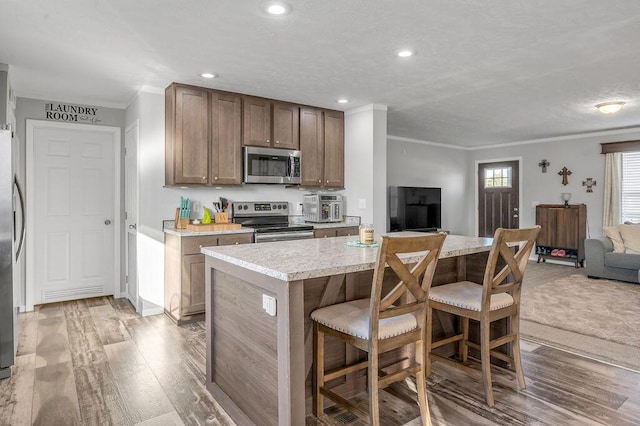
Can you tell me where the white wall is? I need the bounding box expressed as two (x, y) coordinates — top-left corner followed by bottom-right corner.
(387, 138), (469, 235)
(466, 129), (640, 238)
(343, 104), (387, 232)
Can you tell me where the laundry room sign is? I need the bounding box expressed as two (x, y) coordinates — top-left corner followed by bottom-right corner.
(44, 102), (102, 124)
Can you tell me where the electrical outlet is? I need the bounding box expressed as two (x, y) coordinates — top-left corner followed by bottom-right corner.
(192, 201), (202, 214)
(262, 294), (277, 316)
(296, 202), (303, 213)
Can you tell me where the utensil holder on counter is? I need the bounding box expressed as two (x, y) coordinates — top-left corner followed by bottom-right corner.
(175, 208), (190, 229)
(214, 212), (229, 224)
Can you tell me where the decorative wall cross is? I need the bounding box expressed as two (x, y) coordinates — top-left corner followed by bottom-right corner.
(583, 178), (597, 193)
(558, 167), (572, 186)
(538, 159), (550, 173)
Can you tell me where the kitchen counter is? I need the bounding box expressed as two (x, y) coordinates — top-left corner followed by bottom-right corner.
(163, 227), (254, 237)
(202, 232), (494, 425)
(201, 233), (493, 281)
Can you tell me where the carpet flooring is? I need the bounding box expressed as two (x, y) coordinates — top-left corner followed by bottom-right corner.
(520, 260), (640, 371)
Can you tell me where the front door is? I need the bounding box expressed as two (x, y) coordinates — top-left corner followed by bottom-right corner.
(27, 120), (120, 307)
(478, 160), (520, 237)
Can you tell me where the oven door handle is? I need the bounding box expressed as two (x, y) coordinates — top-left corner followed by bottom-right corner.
(254, 231), (315, 243)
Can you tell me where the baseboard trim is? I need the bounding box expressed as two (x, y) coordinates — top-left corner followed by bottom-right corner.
(141, 306), (164, 317)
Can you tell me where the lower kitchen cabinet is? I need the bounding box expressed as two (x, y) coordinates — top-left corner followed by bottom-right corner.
(313, 226), (359, 238)
(164, 232), (253, 324)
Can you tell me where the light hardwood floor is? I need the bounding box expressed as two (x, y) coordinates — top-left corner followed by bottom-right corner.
(2, 263), (640, 425)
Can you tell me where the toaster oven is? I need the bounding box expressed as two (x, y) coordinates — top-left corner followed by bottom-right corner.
(303, 194), (343, 223)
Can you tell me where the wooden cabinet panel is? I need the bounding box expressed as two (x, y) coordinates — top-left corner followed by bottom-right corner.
(211, 91), (243, 185)
(335, 226), (358, 237)
(300, 107), (324, 187)
(243, 96), (271, 147)
(182, 235), (220, 255)
(182, 254), (206, 315)
(164, 232), (252, 324)
(314, 227), (358, 238)
(300, 109), (344, 189)
(535, 204), (587, 267)
(314, 229), (337, 238)
(323, 110), (344, 188)
(272, 102), (300, 150)
(217, 233), (253, 246)
(166, 84), (210, 185)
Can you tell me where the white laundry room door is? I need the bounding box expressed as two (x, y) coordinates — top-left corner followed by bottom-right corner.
(26, 120), (120, 308)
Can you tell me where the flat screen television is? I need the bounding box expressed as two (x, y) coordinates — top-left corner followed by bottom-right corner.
(389, 186), (442, 232)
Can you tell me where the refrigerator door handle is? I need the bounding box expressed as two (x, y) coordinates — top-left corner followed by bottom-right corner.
(14, 175), (25, 261)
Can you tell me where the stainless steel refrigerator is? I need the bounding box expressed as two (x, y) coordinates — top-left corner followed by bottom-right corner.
(0, 126), (25, 379)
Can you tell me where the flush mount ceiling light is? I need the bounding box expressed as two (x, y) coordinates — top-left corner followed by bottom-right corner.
(595, 101), (625, 114)
(397, 49), (414, 58)
(336, 99), (349, 104)
(261, 1), (292, 16)
(201, 73), (217, 79)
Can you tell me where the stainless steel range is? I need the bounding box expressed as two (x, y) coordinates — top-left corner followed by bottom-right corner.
(231, 201), (314, 243)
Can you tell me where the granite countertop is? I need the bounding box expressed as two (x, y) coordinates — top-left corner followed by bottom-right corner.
(201, 232), (493, 282)
(163, 216), (361, 236)
(164, 227), (255, 237)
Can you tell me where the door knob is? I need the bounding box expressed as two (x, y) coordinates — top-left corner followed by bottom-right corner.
(104, 219), (112, 225)
(129, 224), (137, 230)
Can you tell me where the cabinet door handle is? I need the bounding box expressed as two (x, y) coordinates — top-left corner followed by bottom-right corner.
(276, 140), (279, 144)
(214, 177), (218, 180)
(202, 176), (206, 180)
(318, 180), (321, 183)
(199, 245), (203, 248)
(266, 139), (270, 143)
(326, 180), (329, 184)
(235, 242), (239, 245)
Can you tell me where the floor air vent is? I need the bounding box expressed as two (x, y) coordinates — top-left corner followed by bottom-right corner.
(42, 285), (104, 302)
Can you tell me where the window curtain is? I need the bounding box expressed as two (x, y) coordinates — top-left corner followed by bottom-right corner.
(603, 152), (622, 227)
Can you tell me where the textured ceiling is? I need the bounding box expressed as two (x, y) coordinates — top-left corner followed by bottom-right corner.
(1, 0), (639, 147)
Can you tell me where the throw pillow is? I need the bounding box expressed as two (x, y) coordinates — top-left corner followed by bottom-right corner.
(618, 224), (640, 254)
(603, 226), (625, 253)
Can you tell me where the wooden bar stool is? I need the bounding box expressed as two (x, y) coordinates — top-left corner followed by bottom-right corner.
(311, 233), (447, 426)
(426, 226), (540, 407)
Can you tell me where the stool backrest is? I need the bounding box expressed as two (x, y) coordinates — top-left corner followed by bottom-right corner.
(370, 233), (447, 340)
(482, 226), (541, 308)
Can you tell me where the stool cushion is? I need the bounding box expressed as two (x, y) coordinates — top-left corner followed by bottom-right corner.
(311, 298), (417, 340)
(429, 281), (514, 311)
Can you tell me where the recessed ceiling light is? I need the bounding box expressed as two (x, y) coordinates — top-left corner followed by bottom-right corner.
(201, 73), (217, 79)
(595, 101), (625, 114)
(261, 1), (292, 16)
(397, 50), (414, 58)
(337, 99), (349, 104)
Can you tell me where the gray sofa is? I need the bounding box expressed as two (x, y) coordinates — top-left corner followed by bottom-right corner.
(585, 237), (640, 283)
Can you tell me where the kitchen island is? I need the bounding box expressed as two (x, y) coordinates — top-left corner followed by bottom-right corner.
(202, 232), (494, 426)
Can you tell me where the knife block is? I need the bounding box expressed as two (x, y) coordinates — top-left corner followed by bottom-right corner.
(214, 212), (229, 224)
(175, 208), (190, 229)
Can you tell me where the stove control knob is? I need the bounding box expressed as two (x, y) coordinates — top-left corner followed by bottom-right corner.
(237, 205), (243, 210)
(243, 204), (249, 210)
(273, 204), (277, 209)
(281, 204), (287, 210)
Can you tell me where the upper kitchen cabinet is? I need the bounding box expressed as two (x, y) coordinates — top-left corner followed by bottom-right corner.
(165, 83), (210, 185)
(272, 101), (300, 149)
(166, 83), (243, 186)
(299, 108), (344, 188)
(243, 96), (300, 150)
(323, 110), (344, 188)
(210, 91), (242, 185)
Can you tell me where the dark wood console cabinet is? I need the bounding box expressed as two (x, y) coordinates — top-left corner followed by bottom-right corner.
(535, 204), (587, 268)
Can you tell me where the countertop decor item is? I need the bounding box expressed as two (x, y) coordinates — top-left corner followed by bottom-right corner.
(359, 223), (374, 244)
(202, 207), (212, 224)
(344, 240), (379, 248)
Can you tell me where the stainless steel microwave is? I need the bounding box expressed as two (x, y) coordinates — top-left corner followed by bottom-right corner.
(243, 146), (301, 184)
